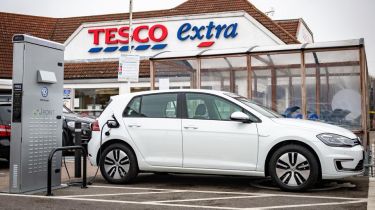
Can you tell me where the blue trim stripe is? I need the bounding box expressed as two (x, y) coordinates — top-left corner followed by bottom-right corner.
(88, 44), (167, 53)
(103, 46), (119, 52)
(119, 46), (129, 52)
(152, 44), (168, 50)
(135, 45), (150, 51)
(88, 47), (103, 53)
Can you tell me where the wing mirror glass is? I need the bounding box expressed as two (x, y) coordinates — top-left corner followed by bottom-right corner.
(230, 111), (251, 123)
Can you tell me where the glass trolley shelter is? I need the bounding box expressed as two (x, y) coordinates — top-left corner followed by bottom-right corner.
(150, 39), (370, 148)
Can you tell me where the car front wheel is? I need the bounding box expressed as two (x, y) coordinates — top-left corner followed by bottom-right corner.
(269, 144), (319, 191)
(99, 143), (138, 184)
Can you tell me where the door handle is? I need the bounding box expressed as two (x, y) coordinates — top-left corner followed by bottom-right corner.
(184, 126), (198, 130)
(128, 124), (141, 128)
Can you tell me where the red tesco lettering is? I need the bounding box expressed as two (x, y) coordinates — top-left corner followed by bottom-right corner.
(88, 24), (168, 45)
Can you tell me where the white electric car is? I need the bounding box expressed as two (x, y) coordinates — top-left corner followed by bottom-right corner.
(88, 89), (364, 191)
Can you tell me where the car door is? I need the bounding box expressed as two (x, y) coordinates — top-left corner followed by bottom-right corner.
(122, 93), (182, 167)
(182, 92), (259, 171)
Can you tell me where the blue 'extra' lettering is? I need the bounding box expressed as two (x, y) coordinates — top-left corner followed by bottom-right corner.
(224, 23), (238, 38)
(177, 21), (239, 42)
(177, 23), (191, 41)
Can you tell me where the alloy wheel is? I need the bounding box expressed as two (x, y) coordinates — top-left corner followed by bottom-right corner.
(275, 152), (311, 186)
(104, 149), (130, 179)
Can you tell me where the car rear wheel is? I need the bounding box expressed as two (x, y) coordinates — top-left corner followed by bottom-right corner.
(100, 143), (138, 184)
(269, 144), (319, 191)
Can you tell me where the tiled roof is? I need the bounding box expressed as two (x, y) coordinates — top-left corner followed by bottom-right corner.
(0, 0), (300, 79)
(275, 19), (300, 38)
(0, 13), (58, 78)
(64, 61), (150, 79)
(52, 0), (299, 44)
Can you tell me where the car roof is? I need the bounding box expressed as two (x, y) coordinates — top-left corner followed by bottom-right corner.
(111, 89), (237, 101)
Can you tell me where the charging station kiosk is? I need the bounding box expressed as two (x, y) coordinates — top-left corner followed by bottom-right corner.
(9, 34), (64, 193)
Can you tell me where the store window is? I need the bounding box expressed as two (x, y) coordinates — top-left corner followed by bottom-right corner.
(0, 89), (12, 102)
(131, 87), (150, 93)
(74, 88), (119, 117)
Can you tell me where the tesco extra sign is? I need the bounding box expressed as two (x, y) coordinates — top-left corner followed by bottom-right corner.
(88, 21), (239, 53)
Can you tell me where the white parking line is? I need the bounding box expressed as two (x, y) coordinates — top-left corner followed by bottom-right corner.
(0, 186), (367, 210)
(89, 185), (266, 196)
(243, 199), (367, 210)
(60, 190), (184, 198)
(156, 195), (273, 203)
(0, 193), (242, 210)
(275, 193), (363, 201)
(0, 194), (367, 210)
(143, 201), (243, 210)
(89, 185), (363, 200)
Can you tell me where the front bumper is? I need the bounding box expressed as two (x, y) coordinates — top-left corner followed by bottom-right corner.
(316, 141), (364, 179)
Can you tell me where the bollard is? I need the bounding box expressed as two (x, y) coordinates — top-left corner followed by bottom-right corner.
(47, 146), (87, 196)
(74, 122), (82, 178)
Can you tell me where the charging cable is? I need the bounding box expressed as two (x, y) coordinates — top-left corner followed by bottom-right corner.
(87, 122), (108, 185)
(61, 122), (108, 186)
(62, 114), (118, 186)
(62, 155), (84, 186)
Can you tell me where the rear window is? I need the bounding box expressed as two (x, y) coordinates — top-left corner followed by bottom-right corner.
(0, 105), (11, 125)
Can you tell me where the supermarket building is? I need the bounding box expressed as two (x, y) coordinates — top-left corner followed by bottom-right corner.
(0, 0), (371, 144)
(0, 0), (312, 114)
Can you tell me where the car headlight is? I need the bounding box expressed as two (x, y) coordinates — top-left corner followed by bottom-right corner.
(316, 133), (359, 147)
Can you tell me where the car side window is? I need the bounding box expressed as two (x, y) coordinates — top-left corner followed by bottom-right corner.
(186, 96), (208, 119)
(213, 96), (242, 120)
(124, 94), (178, 118)
(124, 96), (142, 117)
(185, 93), (228, 120)
(185, 93), (258, 122)
(140, 93), (178, 118)
(165, 100), (177, 118)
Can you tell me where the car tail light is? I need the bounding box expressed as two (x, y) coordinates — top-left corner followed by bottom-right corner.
(91, 120), (100, 131)
(0, 125), (11, 137)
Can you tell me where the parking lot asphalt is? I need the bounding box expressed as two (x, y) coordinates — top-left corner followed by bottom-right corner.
(0, 158), (371, 210)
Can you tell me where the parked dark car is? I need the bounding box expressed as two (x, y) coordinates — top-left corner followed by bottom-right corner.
(0, 102), (94, 160)
(0, 102), (11, 160)
(62, 105), (95, 147)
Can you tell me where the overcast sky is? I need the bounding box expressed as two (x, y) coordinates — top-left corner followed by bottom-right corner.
(1, 0), (374, 75)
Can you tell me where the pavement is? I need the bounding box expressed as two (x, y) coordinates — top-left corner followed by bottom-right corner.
(0, 157), (372, 210)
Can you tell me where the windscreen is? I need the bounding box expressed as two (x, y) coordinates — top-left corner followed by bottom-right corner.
(63, 105), (73, 113)
(237, 98), (282, 118)
(225, 93), (282, 118)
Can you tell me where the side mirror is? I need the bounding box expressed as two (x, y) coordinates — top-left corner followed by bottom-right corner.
(107, 120), (119, 128)
(230, 112), (251, 123)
